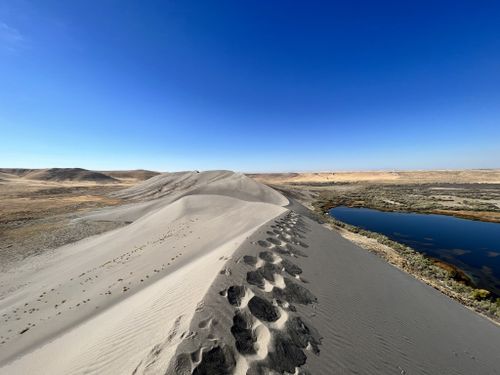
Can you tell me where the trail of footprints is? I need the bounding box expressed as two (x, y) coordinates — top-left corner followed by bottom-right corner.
(175, 211), (321, 375)
(0, 223), (193, 346)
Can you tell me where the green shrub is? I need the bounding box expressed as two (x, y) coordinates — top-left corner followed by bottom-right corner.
(471, 289), (490, 300)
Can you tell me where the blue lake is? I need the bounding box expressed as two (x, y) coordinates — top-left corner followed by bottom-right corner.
(329, 206), (500, 297)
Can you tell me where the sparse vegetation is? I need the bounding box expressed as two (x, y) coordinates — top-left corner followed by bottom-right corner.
(472, 289), (491, 300)
(0, 178), (129, 267)
(312, 183), (500, 223)
(312, 202), (500, 323)
(255, 172), (500, 323)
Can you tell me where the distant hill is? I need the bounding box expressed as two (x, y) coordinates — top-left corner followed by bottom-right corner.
(0, 168), (35, 177)
(0, 172), (12, 181)
(100, 169), (160, 181)
(22, 168), (117, 182)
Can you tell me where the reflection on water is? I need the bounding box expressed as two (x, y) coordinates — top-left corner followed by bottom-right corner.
(330, 206), (500, 297)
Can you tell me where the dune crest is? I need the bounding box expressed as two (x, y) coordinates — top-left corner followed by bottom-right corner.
(112, 170), (289, 206)
(0, 171), (287, 374)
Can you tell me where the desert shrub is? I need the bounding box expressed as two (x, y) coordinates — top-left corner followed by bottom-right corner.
(471, 289), (490, 300)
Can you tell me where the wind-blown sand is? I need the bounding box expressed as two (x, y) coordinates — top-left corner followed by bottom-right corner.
(0, 171), (499, 374)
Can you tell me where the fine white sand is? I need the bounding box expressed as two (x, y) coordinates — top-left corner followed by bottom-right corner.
(1, 171), (499, 375)
(0, 172), (286, 374)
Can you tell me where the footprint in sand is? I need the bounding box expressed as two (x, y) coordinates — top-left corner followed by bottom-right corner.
(172, 213), (319, 375)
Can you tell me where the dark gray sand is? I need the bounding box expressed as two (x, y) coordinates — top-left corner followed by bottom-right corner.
(165, 209), (500, 374)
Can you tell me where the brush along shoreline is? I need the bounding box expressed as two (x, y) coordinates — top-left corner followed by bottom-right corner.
(311, 202), (500, 325)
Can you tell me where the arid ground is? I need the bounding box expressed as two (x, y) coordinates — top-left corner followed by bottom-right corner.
(0, 169), (158, 267)
(250, 170), (500, 323)
(249, 170), (500, 222)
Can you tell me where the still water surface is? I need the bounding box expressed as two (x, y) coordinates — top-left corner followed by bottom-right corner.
(329, 206), (500, 297)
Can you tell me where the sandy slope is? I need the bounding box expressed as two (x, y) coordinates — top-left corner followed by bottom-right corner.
(112, 170), (289, 206)
(1, 171), (499, 374)
(0, 171), (286, 374)
(163, 205), (500, 374)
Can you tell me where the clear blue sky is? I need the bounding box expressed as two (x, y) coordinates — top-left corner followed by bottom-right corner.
(1, 1), (499, 172)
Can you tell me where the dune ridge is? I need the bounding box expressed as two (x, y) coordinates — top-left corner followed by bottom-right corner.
(164, 204), (500, 375)
(111, 170), (288, 206)
(0, 171), (287, 374)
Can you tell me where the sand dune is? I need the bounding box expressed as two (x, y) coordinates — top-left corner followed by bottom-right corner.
(1, 171), (499, 374)
(165, 206), (500, 374)
(0, 171), (286, 373)
(112, 170), (288, 206)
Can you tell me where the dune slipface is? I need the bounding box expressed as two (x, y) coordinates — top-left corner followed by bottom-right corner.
(0, 171), (286, 374)
(111, 170), (288, 206)
(1, 171), (499, 375)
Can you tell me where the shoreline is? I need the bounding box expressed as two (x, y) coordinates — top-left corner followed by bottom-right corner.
(319, 200), (500, 224)
(309, 201), (500, 325)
